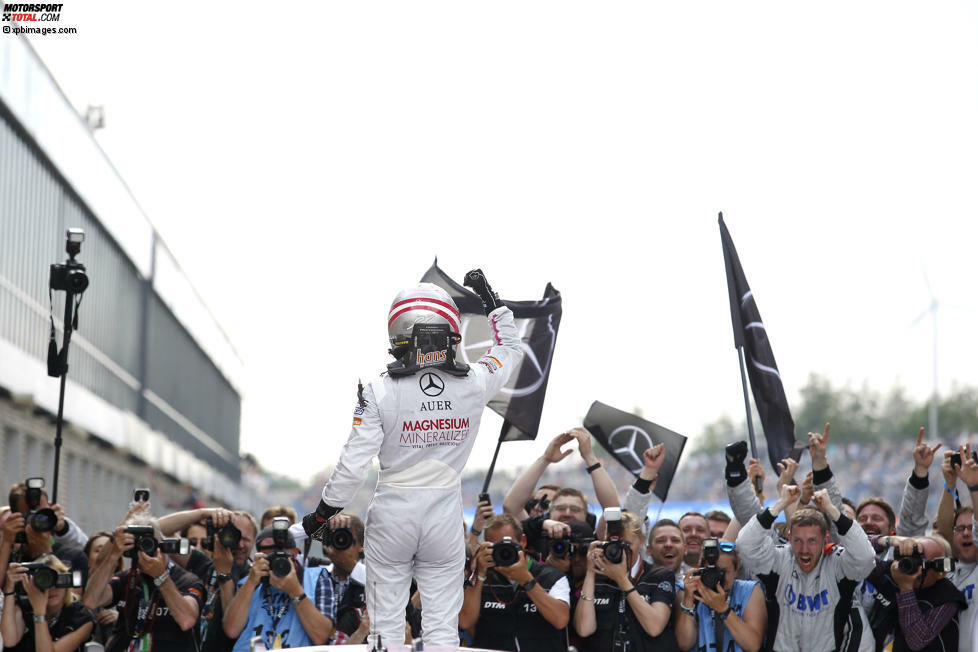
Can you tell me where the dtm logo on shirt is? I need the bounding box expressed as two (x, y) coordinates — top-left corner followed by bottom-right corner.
(784, 584), (829, 614)
(483, 601), (506, 610)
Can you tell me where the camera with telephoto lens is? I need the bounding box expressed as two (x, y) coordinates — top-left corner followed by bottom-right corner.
(600, 507), (626, 565)
(266, 517), (295, 580)
(895, 546), (956, 575)
(693, 538), (725, 591)
(19, 562), (82, 591)
(123, 526), (190, 560)
(203, 517), (242, 551)
(544, 533), (595, 559)
(322, 525), (354, 551)
(17, 477), (57, 544)
(49, 229), (89, 293)
(491, 536), (522, 567)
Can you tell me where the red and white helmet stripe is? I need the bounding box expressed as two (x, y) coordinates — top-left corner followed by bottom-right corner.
(387, 283), (461, 340)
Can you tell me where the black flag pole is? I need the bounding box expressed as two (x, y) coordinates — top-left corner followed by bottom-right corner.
(481, 436), (504, 497)
(737, 346), (761, 492)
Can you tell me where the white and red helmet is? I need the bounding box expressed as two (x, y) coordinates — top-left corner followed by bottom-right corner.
(387, 283), (461, 349)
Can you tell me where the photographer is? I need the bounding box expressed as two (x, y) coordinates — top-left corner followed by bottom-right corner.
(865, 535), (966, 651)
(3, 483), (88, 588)
(159, 507), (254, 652)
(82, 504), (204, 652)
(574, 510), (679, 651)
(310, 513), (367, 645)
(675, 540), (766, 652)
(222, 522), (333, 650)
(459, 514), (570, 651)
(2, 554), (94, 652)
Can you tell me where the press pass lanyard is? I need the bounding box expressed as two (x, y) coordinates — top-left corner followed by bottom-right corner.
(612, 591), (632, 652)
(199, 568), (221, 638)
(128, 571), (158, 652)
(261, 584), (290, 633)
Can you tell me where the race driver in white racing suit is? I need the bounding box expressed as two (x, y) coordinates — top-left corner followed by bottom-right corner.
(302, 269), (523, 647)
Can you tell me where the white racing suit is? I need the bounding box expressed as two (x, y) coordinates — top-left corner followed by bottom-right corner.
(737, 508), (876, 652)
(322, 306), (523, 646)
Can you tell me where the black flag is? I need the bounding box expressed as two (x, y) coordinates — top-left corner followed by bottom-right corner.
(421, 262), (561, 441)
(719, 214), (798, 470)
(584, 401), (687, 503)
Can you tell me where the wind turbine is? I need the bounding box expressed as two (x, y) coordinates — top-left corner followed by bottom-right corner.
(910, 266), (939, 439)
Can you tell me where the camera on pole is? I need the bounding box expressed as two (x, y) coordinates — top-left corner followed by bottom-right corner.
(46, 228), (89, 504)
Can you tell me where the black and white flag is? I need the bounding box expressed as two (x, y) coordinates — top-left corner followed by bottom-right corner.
(719, 214), (799, 470)
(421, 262), (561, 441)
(584, 401), (687, 503)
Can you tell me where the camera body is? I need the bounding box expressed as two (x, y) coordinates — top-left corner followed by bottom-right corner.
(895, 549), (955, 575)
(265, 517), (295, 580)
(49, 228), (88, 293)
(544, 533), (595, 559)
(600, 507), (626, 565)
(123, 526), (189, 560)
(693, 538), (726, 591)
(203, 517), (243, 551)
(950, 451), (978, 468)
(49, 262), (89, 293)
(492, 537), (522, 567)
(19, 562), (82, 591)
(17, 477), (57, 544)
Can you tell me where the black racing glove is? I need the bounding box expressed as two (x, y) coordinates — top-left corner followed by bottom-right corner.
(302, 499), (342, 543)
(463, 268), (502, 315)
(725, 440), (749, 487)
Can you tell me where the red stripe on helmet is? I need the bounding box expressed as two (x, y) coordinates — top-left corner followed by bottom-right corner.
(389, 297), (460, 323)
(387, 305), (460, 332)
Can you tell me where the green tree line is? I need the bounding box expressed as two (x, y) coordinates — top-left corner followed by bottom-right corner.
(696, 374), (978, 453)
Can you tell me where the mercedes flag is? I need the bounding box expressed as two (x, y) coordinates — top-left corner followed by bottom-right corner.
(421, 262), (561, 441)
(584, 401), (686, 503)
(719, 214), (799, 470)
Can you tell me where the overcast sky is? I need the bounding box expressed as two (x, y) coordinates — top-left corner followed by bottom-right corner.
(25, 1), (978, 483)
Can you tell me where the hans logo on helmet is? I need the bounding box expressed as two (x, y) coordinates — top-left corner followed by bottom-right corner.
(416, 349), (448, 367)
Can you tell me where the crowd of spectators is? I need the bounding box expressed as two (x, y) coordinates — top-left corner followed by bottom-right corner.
(1, 421), (976, 651)
(0, 486), (370, 651)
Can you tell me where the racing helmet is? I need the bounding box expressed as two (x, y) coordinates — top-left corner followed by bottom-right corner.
(387, 283), (462, 352)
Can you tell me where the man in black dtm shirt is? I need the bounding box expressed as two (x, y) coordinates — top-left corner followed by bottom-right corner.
(83, 510), (204, 652)
(459, 514), (570, 651)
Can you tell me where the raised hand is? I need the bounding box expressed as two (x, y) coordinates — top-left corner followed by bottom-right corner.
(800, 471), (814, 505)
(941, 450), (957, 487)
(775, 484), (801, 514)
(747, 458), (766, 488)
(643, 443), (666, 473)
(542, 432), (576, 465)
(912, 427), (941, 477)
(812, 489), (840, 521)
(776, 458), (799, 490)
(957, 444), (978, 488)
(808, 423), (830, 470)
